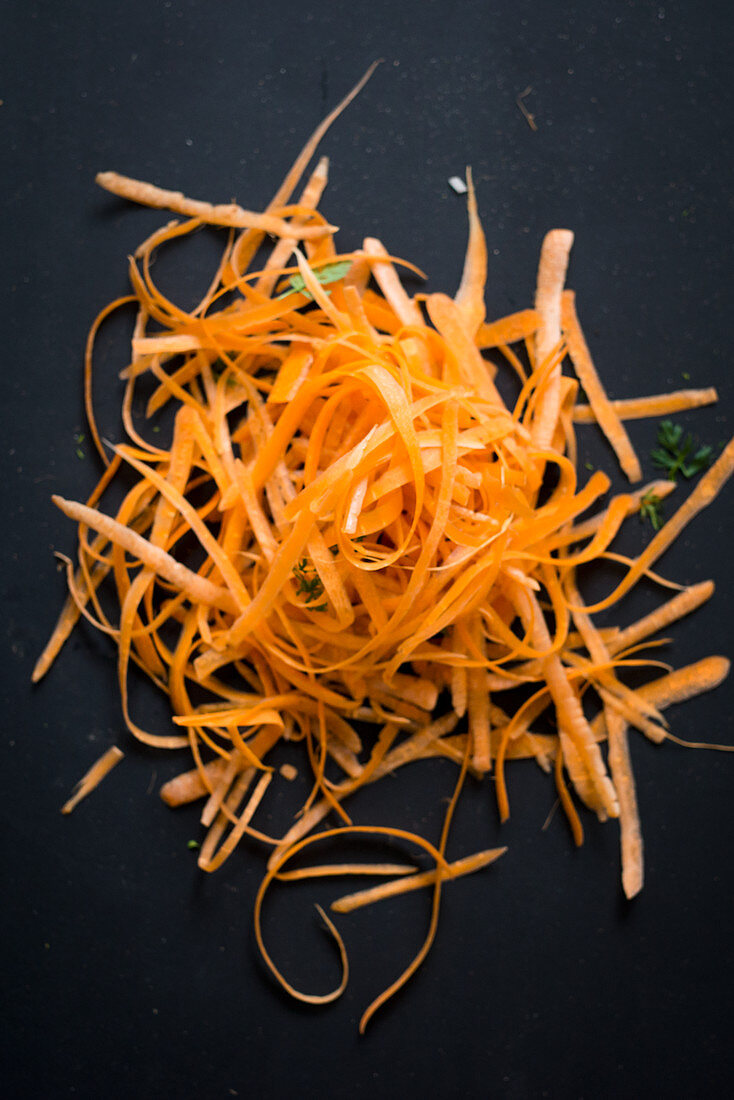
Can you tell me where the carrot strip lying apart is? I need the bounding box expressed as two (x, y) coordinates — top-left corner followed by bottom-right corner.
(330, 847), (506, 913)
(562, 290), (642, 482)
(610, 581), (715, 656)
(454, 167), (487, 336)
(37, 69), (732, 1030)
(591, 657), (731, 727)
(95, 172), (336, 240)
(573, 387), (718, 422)
(61, 746), (124, 814)
(606, 708), (643, 899)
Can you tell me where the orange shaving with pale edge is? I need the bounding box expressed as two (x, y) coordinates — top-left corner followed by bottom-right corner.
(36, 66), (733, 1031)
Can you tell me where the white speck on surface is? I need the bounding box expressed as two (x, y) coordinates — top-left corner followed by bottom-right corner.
(448, 175), (467, 194)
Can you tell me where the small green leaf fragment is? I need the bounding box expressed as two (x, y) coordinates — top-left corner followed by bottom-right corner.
(187, 840), (200, 851)
(293, 557), (325, 603)
(639, 490), (663, 531)
(278, 260), (353, 300)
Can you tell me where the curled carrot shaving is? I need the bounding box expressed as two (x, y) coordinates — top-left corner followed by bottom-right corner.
(37, 67), (732, 1029)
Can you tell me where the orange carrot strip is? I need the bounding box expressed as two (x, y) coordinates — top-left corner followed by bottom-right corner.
(331, 847), (506, 913)
(84, 296), (137, 464)
(476, 309), (538, 349)
(277, 862), (418, 882)
(61, 746), (124, 814)
(609, 581), (714, 656)
(589, 657), (731, 743)
(606, 708), (644, 898)
(532, 228), (573, 451)
(632, 656), (729, 710)
(562, 290), (642, 482)
(51, 495), (238, 615)
(454, 167), (487, 335)
(198, 772), (273, 873)
(95, 171), (336, 240)
(159, 758), (231, 807)
(573, 388), (718, 422)
(363, 237), (424, 328)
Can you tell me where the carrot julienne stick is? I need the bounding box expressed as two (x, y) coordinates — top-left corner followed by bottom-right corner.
(561, 290), (642, 482)
(61, 746), (124, 814)
(572, 387), (718, 422)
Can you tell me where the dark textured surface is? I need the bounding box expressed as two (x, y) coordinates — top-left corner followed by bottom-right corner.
(2, 3), (733, 1097)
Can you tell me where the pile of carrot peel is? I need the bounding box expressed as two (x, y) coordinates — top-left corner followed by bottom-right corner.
(35, 65), (733, 1032)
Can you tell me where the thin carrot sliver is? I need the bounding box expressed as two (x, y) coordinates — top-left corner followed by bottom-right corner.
(454, 167), (487, 336)
(61, 746), (124, 814)
(561, 290), (642, 482)
(573, 387), (718, 422)
(331, 846), (506, 913)
(532, 228), (573, 451)
(95, 171), (337, 240)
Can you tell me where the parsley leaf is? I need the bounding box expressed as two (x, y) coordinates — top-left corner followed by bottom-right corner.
(650, 420), (713, 481)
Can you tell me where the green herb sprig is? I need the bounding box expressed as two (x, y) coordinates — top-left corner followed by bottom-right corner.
(650, 420), (713, 482)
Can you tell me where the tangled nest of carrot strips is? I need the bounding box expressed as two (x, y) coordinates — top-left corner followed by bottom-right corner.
(35, 67), (734, 1031)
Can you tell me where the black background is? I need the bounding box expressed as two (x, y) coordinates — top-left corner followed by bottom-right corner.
(3, 2), (734, 1097)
